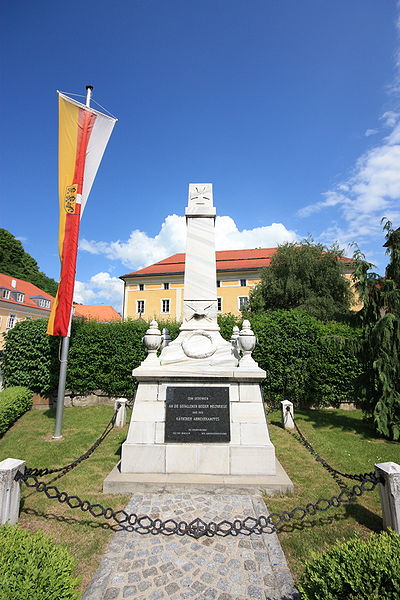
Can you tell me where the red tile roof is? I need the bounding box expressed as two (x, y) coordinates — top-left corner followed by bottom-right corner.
(0, 273), (54, 310)
(121, 247), (353, 279)
(73, 304), (122, 322)
(121, 249), (278, 278)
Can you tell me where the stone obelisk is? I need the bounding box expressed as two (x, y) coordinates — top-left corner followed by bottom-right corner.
(160, 184), (236, 367)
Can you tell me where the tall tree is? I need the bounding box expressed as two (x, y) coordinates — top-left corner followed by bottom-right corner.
(354, 220), (400, 440)
(249, 241), (352, 321)
(0, 228), (58, 296)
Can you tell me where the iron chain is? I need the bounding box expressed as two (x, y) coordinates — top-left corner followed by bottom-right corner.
(14, 402), (382, 538)
(24, 404), (120, 479)
(14, 471), (378, 538)
(287, 407), (381, 484)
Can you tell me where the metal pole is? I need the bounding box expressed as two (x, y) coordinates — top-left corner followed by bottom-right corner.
(53, 335), (70, 439)
(86, 84), (93, 107)
(52, 84), (93, 440)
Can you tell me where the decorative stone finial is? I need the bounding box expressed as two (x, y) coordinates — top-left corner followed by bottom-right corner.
(230, 325), (240, 361)
(143, 320), (162, 364)
(238, 320), (258, 368)
(160, 327), (172, 350)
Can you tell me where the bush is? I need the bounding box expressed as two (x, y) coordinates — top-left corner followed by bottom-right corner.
(1, 312), (362, 405)
(298, 529), (400, 600)
(0, 524), (79, 600)
(66, 319), (148, 396)
(2, 319), (59, 395)
(250, 310), (361, 407)
(0, 386), (32, 436)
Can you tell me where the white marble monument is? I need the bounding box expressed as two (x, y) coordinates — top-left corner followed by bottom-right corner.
(118, 184), (281, 488)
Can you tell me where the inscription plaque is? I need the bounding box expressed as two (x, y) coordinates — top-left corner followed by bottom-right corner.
(165, 387), (230, 443)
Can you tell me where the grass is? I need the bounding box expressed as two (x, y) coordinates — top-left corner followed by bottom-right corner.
(0, 405), (130, 595)
(0, 405), (399, 594)
(266, 408), (400, 580)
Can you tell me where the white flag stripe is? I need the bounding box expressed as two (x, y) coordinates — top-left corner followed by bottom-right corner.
(80, 109), (117, 215)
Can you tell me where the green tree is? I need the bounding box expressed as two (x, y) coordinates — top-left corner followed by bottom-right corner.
(0, 228), (58, 296)
(354, 220), (400, 440)
(249, 241), (353, 321)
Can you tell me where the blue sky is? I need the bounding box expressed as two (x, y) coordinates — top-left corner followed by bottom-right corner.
(1, 0), (399, 311)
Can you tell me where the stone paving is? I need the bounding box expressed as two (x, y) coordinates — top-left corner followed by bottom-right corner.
(83, 492), (297, 600)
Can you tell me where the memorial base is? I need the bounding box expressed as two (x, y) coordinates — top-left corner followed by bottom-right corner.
(104, 459), (294, 495)
(120, 367), (278, 483)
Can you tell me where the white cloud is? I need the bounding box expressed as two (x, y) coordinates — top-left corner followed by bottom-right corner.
(381, 111), (399, 128)
(298, 111), (400, 246)
(74, 272), (124, 311)
(365, 128), (378, 137)
(80, 215), (297, 271)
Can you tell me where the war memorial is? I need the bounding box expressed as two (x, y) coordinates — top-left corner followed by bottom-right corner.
(105, 184), (292, 493)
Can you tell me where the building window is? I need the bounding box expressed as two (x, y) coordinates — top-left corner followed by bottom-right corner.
(217, 297), (222, 312)
(38, 299), (50, 309)
(7, 314), (17, 329)
(17, 293), (24, 303)
(217, 280), (220, 287)
(238, 296), (249, 312)
(240, 279), (247, 287)
(163, 282), (169, 290)
(137, 300), (145, 314)
(2, 289), (10, 299)
(162, 299), (170, 313)
(139, 284), (144, 291)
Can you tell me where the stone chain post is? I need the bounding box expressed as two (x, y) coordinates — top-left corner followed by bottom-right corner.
(375, 462), (400, 533)
(114, 398), (128, 428)
(0, 458), (25, 525)
(281, 400), (295, 430)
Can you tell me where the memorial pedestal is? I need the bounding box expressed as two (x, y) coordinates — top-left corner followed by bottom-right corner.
(120, 367), (276, 481)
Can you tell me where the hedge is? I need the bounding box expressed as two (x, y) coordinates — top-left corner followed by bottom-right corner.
(250, 311), (362, 407)
(2, 312), (362, 406)
(2, 319), (59, 395)
(298, 530), (400, 600)
(0, 387), (32, 436)
(0, 524), (79, 600)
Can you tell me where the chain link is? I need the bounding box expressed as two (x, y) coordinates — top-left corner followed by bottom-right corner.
(14, 402), (383, 538)
(14, 471), (379, 538)
(24, 404), (120, 479)
(287, 407), (380, 484)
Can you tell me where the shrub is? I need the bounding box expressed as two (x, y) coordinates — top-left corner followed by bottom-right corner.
(298, 529), (400, 600)
(66, 319), (148, 396)
(2, 319), (59, 395)
(0, 524), (79, 600)
(1, 312), (362, 405)
(250, 310), (361, 407)
(0, 386), (32, 436)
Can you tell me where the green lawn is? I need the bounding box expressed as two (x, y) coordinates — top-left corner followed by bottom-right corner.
(266, 408), (400, 579)
(0, 405), (130, 595)
(0, 405), (399, 594)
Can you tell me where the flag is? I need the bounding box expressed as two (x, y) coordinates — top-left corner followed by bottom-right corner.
(47, 92), (117, 336)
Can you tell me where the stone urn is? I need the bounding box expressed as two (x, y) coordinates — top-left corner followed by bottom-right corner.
(238, 319), (258, 368)
(142, 320), (162, 364)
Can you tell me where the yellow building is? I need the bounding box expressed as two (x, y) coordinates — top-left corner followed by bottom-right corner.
(0, 273), (55, 350)
(121, 248), (355, 321)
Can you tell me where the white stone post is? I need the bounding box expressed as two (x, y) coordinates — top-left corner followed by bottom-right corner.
(281, 400), (295, 429)
(114, 399), (128, 428)
(375, 462), (400, 533)
(0, 458), (25, 525)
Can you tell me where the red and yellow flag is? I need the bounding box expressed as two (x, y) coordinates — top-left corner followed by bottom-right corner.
(47, 92), (116, 336)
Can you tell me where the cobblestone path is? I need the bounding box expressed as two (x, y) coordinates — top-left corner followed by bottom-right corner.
(83, 492), (297, 600)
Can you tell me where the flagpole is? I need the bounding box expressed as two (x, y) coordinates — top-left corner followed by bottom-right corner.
(53, 85), (94, 440)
